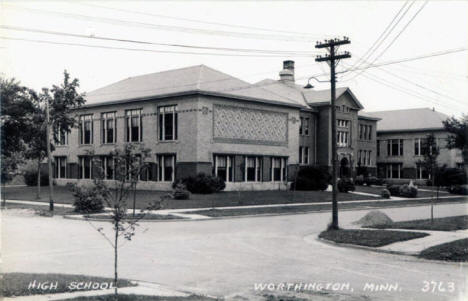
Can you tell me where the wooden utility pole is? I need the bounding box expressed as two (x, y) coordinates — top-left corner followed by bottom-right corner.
(316, 37), (351, 230)
(45, 97), (54, 212)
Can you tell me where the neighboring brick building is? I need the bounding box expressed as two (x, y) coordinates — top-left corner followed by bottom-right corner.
(366, 108), (463, 184)
(52, 61), (378, 190)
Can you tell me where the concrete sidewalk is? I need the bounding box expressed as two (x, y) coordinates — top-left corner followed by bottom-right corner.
(4, 195), (466, 221)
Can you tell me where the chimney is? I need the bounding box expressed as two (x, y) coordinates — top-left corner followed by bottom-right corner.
(279, 60), (295, 83)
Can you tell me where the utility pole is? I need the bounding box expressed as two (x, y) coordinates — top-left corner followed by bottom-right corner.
(315, 37), (351, 230)
(45, 96), (54, 212)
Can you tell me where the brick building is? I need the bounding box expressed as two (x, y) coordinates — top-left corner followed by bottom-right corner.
(51, 61), (378, 190)
(367, 108), (463, 184)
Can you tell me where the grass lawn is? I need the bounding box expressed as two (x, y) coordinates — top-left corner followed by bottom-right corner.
(58, 294), (216, 301)
(88, 213), (183, 221)
(319, 229), (429, 247)
(354, 185), (440, 198)
(369, 215), (468, 231)
(183, 197), (468, 217)
(0, 273), (135, 297)
(419, 238), (468, 262)
(3, 185), (382, 209)
(1, 202), (78, 216)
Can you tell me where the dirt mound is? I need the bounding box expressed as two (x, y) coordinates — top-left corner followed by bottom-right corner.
(353, 210), (393, 227)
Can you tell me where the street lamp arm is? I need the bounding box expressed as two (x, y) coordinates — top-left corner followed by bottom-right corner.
(303, 76), (329, 89)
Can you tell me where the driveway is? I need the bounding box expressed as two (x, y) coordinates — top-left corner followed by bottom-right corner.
(2, 203), (468, 300)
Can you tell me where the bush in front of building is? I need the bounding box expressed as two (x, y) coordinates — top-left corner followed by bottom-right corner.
(387, 185), (401, 196)
(176, 173), (225, 194)
(448, 185), (468, 195)
(337, 178), (355, 193)
(355, 175), (384, 186)
(71, 184), (105, 213)
(23, 168), (49, 186)
(387, 184), (418, 198)
(291, 166), (331, 191)
(381, 189), (391, 198)
(173, 183), (190, 200)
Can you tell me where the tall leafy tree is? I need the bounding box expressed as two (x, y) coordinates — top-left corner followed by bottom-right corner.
(443, 115), (468, 177)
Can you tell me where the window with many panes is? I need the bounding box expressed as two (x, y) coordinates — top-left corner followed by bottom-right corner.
(159, 105), (177, 141)
(304, 118), (309, 135)
(214, 155), (234, 182)
(157, 154), (175, 181)
(100, 156), (114, 180)
(126, 109), (142, 142)
(271, 157), (286, 182)
(386, 163), (401, 178)
(54, 128), (68, 146)
(245, 156), (262, 182)
(299, 146), (309, 164)
(54, 157), (67, 178)
(337, 131), (349, 147)
(387, 139), (403, 156)
(102, 112), (116, 144)
(299, 117), (304, 135)
(79, 156), (92, 179)
(79, 115), (93, 145)
(377, 140), (381, 157)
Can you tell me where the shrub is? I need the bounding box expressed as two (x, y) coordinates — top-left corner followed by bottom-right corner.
(355, 175), (364, 186)
(381, 189), (391, 199)
(291, 166), (331, 191)
(23, 169), (49, 186)
(356, 165), (368, 176)
(399, 184), (418, 198)
(173, 183), (190, 200)
(176, 173), (225, 194)
(387, 185), (401, 196)
(71, 185), (105, 213)
(338, 178), (355, 193)
(448, 184), (468, 195)
(364, 176), (384, 186)
(435, 167), (467, 187)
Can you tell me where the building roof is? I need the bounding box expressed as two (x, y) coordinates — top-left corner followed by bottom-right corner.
(365, 108), (450, 132)
(84, 65), (303, 108)
(255, 80), (364, 110)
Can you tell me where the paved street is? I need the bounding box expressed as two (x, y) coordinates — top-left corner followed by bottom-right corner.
(2, 203), (468, 300)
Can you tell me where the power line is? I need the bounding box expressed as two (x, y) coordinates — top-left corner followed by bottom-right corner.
(347, 1), (428, 80)
(0, 35), (315, 58)
(5, 5), (317, 43)
(0, 25), (318, 55)
(347, 1), (412, 72)
(81, 2), (329, 38)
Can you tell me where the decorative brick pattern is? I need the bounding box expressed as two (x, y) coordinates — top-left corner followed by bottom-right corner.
(213, 104), (288, 145)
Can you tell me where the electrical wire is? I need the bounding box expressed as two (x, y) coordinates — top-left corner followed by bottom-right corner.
(0, 25), (318, 55)
(5, 4), (317, 43)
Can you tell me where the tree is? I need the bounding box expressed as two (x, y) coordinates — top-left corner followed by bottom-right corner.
(443, 115), (468, 178)
(85, 143), (161, 301)
(1, 78), (37, 203)
(41, 71), (85, 210)
(417, 133), (440, 222)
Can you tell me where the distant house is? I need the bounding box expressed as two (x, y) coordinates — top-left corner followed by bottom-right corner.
(51, 60), (377, 190)
(366, 108), (463, 184)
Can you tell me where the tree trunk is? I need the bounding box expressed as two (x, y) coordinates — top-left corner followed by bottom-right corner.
(463, 148), (468, 181)
(114, 224), (119, 301)
(36, 160), (41, 200)
(132, 182), (136, 218)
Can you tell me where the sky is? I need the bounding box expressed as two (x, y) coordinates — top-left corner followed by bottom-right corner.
(1, 1), (467, 117)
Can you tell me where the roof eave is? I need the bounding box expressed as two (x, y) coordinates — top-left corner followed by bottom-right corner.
(376, 127), (445, 134)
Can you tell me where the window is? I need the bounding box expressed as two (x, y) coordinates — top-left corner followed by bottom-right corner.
(102, 112), (116, 144)
(367, 125), (372, 140)
(79, 115), (93, 145)
(377, 140), (380, 157)
(386, 163), (401, 179)
(126, 109), (142, 142)
(304, 118), (310, 135)
(416, 165), (430, 179)
(54, 157), (67, 178)
(79, 156), (92, 179)
(54, 128), (68, 146)
(299, 117), (303, 135)
(337, 131), (349, 147)
(214, 155), (234, 182)
(414, 138), (434, 156)
(367, 151), (371, 166)
(157, 154), (175, 182)
(387, 139), (403, 156)
(271, 157), (286, 182)
(299, 147), (309, 164)
(338, 119), (349, 128)
(159, 105), (177, 141)
(245, 156), (262, 182)
(101, 156), (114, 180)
